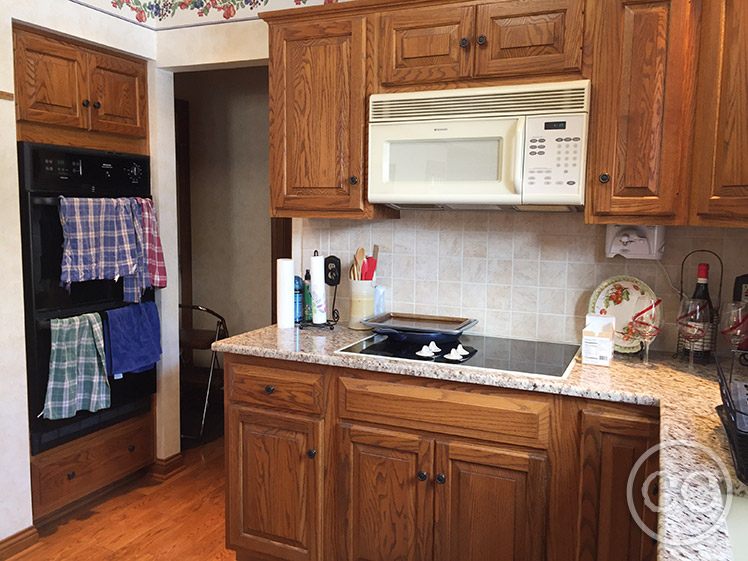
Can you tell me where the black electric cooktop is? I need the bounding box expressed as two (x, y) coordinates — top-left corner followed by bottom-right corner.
(337, 334), (580, 378)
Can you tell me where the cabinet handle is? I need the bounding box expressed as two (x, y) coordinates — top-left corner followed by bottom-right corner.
(459, 37), (470, 48)
(417, 471), (428, 481)
(93, 101), (101, 109)
(82, 99), (90, 107)
(306, 449), (317, 459)
(264, 385), (275, 395)
(652, 482), (659, 496)
(67, 471), (76, 480)
(477, 35), (487, 46)
(128, 445), (136, 452)
(599, 173), (611, 184)
(436, 473), (446, 484)
(349, 176), (359, 185)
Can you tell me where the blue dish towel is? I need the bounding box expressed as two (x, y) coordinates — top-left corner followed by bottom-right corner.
(104, 302), (162, 376)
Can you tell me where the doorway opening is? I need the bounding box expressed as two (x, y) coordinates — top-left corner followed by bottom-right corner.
(173, 66), (290, 449)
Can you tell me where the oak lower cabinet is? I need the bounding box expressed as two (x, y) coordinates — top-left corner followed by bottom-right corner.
(584, 0), (699, 225)
(224, 354), (659, 561)
(577, 410), (659, 561)
(226, 405), (323, 561)
(688, 0), (748, 227)
(434, 441), (548, 561)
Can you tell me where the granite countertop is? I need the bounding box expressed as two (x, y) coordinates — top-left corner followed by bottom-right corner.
(214, 325), (747, 561)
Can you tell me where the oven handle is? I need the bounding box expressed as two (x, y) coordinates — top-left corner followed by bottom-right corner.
(31, 196), (59, 206)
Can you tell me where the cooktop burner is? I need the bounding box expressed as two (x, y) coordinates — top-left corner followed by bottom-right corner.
(337, 334), (579, 378)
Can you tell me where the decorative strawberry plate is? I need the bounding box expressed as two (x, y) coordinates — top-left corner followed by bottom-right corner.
(588, 276), (658, 353)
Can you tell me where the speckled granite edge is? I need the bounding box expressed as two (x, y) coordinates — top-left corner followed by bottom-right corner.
(215, 325), (746, 561)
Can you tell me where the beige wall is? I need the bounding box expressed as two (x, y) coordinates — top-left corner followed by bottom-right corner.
(174, 67), (272, 337)
(295, 212), (748, 352)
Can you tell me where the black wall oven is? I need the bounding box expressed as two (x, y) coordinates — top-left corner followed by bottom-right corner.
(19, 142), (157, 455)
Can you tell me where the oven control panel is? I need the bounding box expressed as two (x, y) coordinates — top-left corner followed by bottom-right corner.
(522, 114), (587, 205)
(22, 143), (151, 196)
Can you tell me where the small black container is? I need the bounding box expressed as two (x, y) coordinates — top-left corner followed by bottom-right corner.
(715, 351), (748, 484)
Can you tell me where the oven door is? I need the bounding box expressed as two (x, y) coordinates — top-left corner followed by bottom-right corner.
(27, 195), (123, 313)
(368, 117), (524, 205)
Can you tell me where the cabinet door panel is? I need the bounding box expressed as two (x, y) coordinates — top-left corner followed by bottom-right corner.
(88, 52), (147, 137)
(338, 423), (433, 561)
(269, 19), (366, 214)
(689, 0), (748, 225)
(578, 410), (658, 561)
(227, 406), (322, 561)
(434, 441), (548, 561)
(14, 30), (88, 129)
(380, 5), (474, 85)
(586, 0), (697, 223)
(474, 0), (583, 78)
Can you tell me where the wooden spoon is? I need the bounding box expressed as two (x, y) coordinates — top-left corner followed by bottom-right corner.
(354, 247), (365, 280)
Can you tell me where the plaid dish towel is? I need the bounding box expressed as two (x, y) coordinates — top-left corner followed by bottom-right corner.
(138, 197), (167, 288)
(59, 197), (137, 287)
(42, 313), (110, 420)
(123, 198), (151, 303)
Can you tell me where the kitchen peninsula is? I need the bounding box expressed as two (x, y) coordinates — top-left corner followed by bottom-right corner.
(215, 325), (744, 561)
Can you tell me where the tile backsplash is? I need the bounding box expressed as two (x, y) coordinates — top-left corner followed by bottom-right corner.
(292, 212), (748, 351)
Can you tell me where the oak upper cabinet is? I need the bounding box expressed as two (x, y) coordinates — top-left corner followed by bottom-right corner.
(226, 405), (323, 561)
(379, 0), (583, 86)
(264, 15), (390, 219)
(88, 51), (147, 137)
(434, 441), (549, 561)
(14, 29), (88, 129)
(13, 26), (148, 139)
(585, 0), (699, 225)
(688, 0), (748, 227)
(577, 410), (659, 561)
(338, 423), (434, 561)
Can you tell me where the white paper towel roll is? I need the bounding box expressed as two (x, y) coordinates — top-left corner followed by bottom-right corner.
(276, 258), (295, 329)
(310, 254), (327, 325)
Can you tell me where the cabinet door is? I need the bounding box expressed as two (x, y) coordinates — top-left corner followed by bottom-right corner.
(474, 0), (583, 78)
(226, 405), (322, 561)
(13, 30), (88, 129)
(380, 5), (474, 86)
(434, 441), (548, 561)
(585, 0), (698, 224)
(338, 423), (433, 561)
(88, 51), (147, 137)
(689, 0), (748, 226)
(578, 410), (659, 561)
(268, 18), (366, 215)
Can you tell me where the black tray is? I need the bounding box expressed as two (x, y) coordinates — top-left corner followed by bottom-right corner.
(715, 351), (748, 485)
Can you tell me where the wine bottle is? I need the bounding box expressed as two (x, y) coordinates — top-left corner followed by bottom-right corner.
(687, 263), (714, 362)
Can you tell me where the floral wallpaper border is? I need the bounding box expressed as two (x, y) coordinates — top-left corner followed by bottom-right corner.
(111, 0), (335, 22)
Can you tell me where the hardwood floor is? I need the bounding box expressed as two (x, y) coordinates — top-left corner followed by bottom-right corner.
(11, 438), (234, 561)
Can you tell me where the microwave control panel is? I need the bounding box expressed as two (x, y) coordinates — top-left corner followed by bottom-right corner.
(522, 114), (587, 204)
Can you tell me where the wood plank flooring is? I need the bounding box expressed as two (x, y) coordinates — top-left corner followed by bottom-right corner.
(11, 438), (234, 561)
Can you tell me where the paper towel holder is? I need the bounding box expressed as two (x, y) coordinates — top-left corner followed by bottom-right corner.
(605, 225), (665, 260)
(298, 250), (339, 330)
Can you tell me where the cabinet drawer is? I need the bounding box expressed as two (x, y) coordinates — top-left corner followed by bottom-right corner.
(31, 413), (154, 519)
(228, 362), (324, 416)
(338, 378), (550, 448)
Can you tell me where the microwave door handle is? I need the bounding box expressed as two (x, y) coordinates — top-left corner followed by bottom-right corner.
(513, 117), (526, 196)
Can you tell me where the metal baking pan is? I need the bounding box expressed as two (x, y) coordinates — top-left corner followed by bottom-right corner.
(361, 312), (478, 336)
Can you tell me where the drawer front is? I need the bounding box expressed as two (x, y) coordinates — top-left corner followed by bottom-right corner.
(229, 362), (324, 416)
(31, 413), (154, 519)
(338, 378), (550, 449)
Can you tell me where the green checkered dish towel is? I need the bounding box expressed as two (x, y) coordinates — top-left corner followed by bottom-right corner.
(42, 313), (110, 420)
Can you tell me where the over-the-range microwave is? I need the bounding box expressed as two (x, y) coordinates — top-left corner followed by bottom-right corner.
(367, 80), (590, 210)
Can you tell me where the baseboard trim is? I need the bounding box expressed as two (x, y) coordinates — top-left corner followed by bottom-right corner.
(150, 452), (185, 482)
(0, 526), (39, 560)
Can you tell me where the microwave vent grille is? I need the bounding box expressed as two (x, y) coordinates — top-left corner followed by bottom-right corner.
(370, 84), (589, 123)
